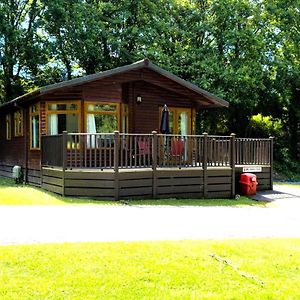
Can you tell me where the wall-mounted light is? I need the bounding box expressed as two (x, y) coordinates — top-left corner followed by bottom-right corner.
(136, 95), (142, 104)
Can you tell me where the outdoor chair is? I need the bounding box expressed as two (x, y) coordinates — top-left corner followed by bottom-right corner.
(138, 140), (150, 156)
(132, 140), (151, 167)
(169, 139), (185, 161)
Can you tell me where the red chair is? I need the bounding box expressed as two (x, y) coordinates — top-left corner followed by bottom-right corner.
(138, 140), (150, 155)
(170, 139), (185, 158)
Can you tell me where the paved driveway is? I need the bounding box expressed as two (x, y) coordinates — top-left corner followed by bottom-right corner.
(0, 185), (299, 245)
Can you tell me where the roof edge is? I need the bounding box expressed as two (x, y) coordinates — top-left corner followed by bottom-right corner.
(0, 58), (229, 110)
(39, 59), (148, 95)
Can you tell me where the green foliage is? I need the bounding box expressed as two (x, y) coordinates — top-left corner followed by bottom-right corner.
(0, 0), (299, 173)
(249, 114), (282, 138)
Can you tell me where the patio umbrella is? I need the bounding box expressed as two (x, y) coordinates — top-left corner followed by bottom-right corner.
(160, 104), (170, 134)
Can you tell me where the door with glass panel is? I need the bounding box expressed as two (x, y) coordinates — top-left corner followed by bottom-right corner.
(160, 107), (191, 162)
(166, 108), (191, 135)
(85, 102), (120, 167)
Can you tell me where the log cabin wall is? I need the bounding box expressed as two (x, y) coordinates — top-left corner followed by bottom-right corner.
(0, 67), (198, 181)
(0, 110), (26, 167)
(129, 80), (194, 133)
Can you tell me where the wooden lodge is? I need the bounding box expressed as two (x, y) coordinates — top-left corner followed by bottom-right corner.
(0, 59), (273, 200)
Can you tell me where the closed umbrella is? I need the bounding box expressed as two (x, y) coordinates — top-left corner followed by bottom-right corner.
(160, 104), (170, 134)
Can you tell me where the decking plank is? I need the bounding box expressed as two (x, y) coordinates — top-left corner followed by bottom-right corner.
(65, 179), (114, 188)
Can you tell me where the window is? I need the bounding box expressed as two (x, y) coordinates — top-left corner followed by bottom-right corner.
(46, 101), (80, 135)
(86, 102), (120, 133)
(160, 107), (191, 135)
(30, 104), (40, 149)
(14, 110), (23, 137)
(122, 104), (129, 133)
(6, 114), (11, 140)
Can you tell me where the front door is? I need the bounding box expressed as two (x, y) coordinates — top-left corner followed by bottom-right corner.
(160, 107), (191, 162)
(168, 108), (191, 135)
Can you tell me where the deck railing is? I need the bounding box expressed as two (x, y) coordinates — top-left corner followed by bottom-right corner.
(235, 138), (271, 165)
(41, 131), (273, 170)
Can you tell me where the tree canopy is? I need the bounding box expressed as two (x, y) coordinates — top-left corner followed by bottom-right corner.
(0, 0), (299, 172)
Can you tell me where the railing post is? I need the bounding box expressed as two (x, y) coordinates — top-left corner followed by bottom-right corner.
(269, 136), (274, 190)
(230, 133), (236, 198)
(152, 131), (158, 198)
(203, 133), (208, 198)
(114, 131), (120, 200)
(62, 131), (68, 197)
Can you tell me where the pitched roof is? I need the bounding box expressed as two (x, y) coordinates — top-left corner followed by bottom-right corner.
(0, 58), (228, 109)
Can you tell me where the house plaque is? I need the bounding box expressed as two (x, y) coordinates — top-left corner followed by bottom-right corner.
(242, 166), (262, 172)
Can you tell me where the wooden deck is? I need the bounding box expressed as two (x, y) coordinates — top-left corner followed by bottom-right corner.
(35, 132), (274, 200)
(41, 164), (271, 200)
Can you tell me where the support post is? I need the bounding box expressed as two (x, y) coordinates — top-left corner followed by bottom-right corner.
(230, 133), (236, 198)
(203, 133), (208, 198)
(24, 107), (28, 184)
(62, 131), (68, 197)
(269, 136), (274, 190)
(114, 131), (120, 200)
(152, 131), (158, 198)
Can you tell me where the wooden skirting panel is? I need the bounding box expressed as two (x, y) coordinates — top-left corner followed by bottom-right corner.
(64, 170), (115, 200)
(39, 165), (272, 200)
(0, 164), (13, 178)
(42, 168), (63, 195)
(42, 168), (115, 200)
(156, 169), (204, 199)
(0, 164), (41, 186)
(207, 168), (232, 198)
(27, 169), (41, 186)
(119, 170), (153, 199)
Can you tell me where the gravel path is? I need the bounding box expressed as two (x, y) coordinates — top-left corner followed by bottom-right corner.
(0, 185), (299, 245)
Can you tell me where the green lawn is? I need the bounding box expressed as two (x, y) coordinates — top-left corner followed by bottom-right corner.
(0, 239), (299, 299)
(0, 177), (263, 206)
(0, 177), (117, 205)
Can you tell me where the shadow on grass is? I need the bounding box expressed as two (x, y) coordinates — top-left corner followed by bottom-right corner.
(127, 198), (267, 207)
(0, 177), (267, 207)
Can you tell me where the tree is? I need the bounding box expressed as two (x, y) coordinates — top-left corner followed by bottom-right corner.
(0, 0), (45, 101)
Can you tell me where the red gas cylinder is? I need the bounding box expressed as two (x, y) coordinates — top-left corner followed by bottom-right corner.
(239, 173), (258, 196)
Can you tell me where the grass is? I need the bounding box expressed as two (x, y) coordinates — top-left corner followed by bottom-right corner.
(0, 239), (299, 299)
(129, 198), (265, 206)
(0, 177), (265, 206)
(274, 182), (300, 188)
(0, 177), (117, 206)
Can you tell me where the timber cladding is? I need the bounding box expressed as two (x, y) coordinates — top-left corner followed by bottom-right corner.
(0, 164), (13, 178)
(0, 164), (41, 186)
(42, 168), (115, 200)
(41, 167), (234, 200)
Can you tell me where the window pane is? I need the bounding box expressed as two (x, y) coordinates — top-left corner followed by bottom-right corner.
(6, 114), (11, 140)
(48, 113), (79, 135)
(48, 104), (77, 111)
(88, 104), (117, 112)
(169, 112), (174, 134)
(93, 114), (118, 133)
(31, 105), (39, 113)
(178, 112), (188, 135)
(14, 111), (23, 136)
(31, 115), (40, 148)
